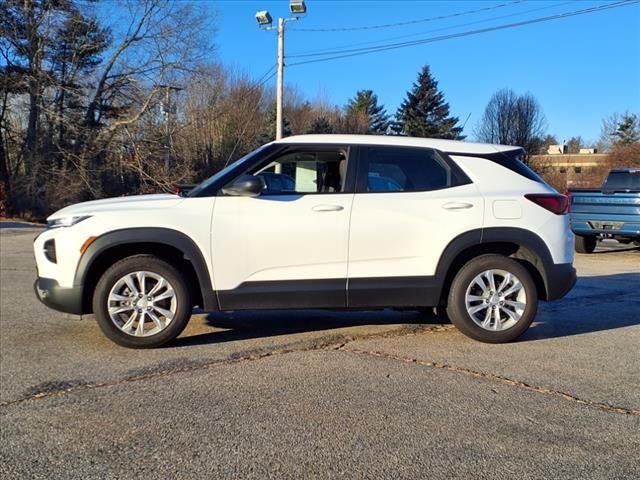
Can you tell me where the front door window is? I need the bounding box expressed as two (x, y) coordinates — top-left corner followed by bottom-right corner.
(250, 150), (348, 195)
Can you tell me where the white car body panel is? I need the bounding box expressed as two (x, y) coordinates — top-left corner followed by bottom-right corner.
(452, 155), (574, 265)
(347, 183), (483, 278)
(211, 194), (354, 290)
(35, 195), (216, 289)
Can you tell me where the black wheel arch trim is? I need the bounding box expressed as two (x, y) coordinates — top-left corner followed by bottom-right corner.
(435, 227), (573, 302)
(74, 228), (218, 311)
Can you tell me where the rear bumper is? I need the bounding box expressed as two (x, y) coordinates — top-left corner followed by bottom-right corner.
(34, 277), (84, 315)
(545, 263), (577, 301)
(571, 220), (640, 238)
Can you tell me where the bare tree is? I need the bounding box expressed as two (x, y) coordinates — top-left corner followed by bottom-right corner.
(1, 0), (215, 216)
(475, 88), (547, 157)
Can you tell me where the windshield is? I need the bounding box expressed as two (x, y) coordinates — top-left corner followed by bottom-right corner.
(187, 144), (271, 197)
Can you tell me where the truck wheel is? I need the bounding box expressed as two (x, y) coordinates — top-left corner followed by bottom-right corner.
(92, 255), (192, 348)
(575, 235), (597, 254)
(446, 254), (538, 343)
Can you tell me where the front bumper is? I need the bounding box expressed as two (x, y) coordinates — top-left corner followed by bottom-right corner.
(545, 263), (577, 301)
(34, 277), (84, 314)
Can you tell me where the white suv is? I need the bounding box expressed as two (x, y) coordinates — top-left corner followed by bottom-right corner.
(34, 135), (576, 348)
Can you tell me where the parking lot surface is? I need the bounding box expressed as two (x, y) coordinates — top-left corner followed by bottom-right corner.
(1, 226), (639, 479)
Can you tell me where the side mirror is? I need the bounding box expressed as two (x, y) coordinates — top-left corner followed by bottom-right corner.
(221, 174), (265, 197)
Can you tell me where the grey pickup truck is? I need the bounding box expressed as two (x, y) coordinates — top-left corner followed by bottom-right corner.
(569, 168), (640, 253)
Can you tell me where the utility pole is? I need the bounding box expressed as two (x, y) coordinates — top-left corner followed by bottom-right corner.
(276, 17), (285, 140)
(164, 87), (171, 171)
(256, 1), (307, 141)
(158, 85), (183, 172)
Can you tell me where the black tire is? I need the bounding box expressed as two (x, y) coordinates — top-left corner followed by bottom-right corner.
(92, 254), (192, 348)
(446, 254), (538, 343)
(575, 235), (597, 254)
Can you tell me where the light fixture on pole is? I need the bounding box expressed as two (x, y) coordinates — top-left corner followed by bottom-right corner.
(255, 10), (272, 27)
(289, 1), (307, 15)
(255, 1), (307, 140)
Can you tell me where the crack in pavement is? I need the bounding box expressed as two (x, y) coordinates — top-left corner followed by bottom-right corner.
(337, 346), (640, 417)
(0, 324), (452, 409)
(2, 322), (637, 418)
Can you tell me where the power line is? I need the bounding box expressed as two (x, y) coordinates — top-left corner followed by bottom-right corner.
(289, 0), (525, 32)
(290, 0), (636, 62)
(254, 64), (278, 86)
(288, 0), (577, 58)
(223, 67), (277, 167)
(288, 0), (639, 67)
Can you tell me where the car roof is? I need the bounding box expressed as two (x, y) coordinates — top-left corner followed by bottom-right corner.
(274, 134), (522, 155)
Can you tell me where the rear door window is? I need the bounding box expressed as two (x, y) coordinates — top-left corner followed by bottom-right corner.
(360, 146), (459, 193)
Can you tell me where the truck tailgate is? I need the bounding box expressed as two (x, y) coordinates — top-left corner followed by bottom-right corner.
(570, 192), (640, 236)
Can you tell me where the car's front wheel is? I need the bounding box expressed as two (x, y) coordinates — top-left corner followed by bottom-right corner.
(446, 254), (538, 343)
(93, 255), (192, 348)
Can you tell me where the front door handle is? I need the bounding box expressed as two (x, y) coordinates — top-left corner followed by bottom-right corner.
(312, 204), (344, 212)
(443, 202), (474, 210)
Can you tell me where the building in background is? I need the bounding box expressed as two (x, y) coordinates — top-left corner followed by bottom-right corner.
(529, 151), (609, 191)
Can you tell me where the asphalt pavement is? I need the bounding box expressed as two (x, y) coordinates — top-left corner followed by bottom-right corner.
(1, 228), (638, 479)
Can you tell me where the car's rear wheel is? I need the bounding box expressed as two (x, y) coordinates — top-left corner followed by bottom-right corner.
(93, 255), (192, 348)
(446, 254), (538, 343)
(575, 235), (597, 254)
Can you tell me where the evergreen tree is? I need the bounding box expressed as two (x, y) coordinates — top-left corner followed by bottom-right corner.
(306, 116), (335, 134)
(612, 114), (640, 145)
(566, 136), (583, 154)
(387, 120), (404, 136)
(49, 9), (111, 154)
(260, 104), (291, 143)
(396, 65), (464, 139)
(345, 89), (389, 134)
(541, 134), (559, 153)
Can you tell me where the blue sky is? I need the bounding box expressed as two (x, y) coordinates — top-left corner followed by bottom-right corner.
(209, 0), (640, 143)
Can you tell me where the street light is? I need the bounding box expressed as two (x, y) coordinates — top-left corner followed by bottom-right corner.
(255, 10), (272, 27)
(255, 0), (307, 140)
(289, 1), (307, 15)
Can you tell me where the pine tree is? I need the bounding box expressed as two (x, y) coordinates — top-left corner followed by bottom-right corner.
(260, 104), (291, 143)
(345, 89), (389, 134)
(396, 65), (464, 139)
(306, 116), (335, 134)
(566, 136), (583, 154)
(612, 114), (640, 145)
(49, 9), (111, 154)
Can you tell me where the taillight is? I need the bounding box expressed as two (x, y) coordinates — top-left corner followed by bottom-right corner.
(524, 193), (569, 215)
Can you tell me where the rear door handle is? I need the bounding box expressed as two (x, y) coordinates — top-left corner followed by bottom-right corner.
(312, 204), (344, 212)
(443, 202), (474, 210)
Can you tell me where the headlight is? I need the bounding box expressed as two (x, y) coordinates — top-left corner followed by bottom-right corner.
(47, 215), (91, 229)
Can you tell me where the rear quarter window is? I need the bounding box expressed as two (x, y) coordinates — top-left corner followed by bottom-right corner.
(449, 149), (548, 185)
